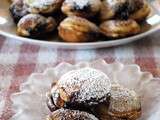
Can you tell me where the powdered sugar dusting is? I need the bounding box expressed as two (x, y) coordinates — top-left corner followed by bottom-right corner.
(18, 14), (45, 26)
(65, 0), (90, 9)
(52, 109), (98, 119)
(57, 68), (111, 103)
(109, 85), (141, 113)
(25, 0), (56, 8)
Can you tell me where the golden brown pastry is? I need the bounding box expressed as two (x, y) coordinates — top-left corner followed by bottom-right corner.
(46, 109), (99, 120)
(99, 0), (144, 21)
(58, 16), (100, 42)
(61, 0), (101, 18)
(130, 2), (151, 22)
(24, 0), (64, 14)
(99, 0), (115, 22)
(95, 84), (141, 120)
(17, 14), (57, 37)
(47, 68), (111, 111)
(100, 85), (141, 120)
(108, 85), (141, 120)
(9, 0), (29, 23)
(100, 19), (141, 38)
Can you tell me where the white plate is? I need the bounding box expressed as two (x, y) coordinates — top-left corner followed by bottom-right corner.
(10, 59), (160, 120)
(0, 0), (160, 49)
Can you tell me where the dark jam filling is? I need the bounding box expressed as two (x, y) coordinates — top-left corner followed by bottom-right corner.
(26, 23), (49, 38)
(9, 0), (29, 23)
(114, 2), (132, 19)
(114, 0), (144, 19)
(72, 2), (91, 12)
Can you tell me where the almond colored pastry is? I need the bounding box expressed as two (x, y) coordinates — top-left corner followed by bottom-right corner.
(24, 0), (64, 14)
(9, 0), (29, 23)
(17, 14), (56, 37)
(58, 16), (100, 42)
(100, 19), (140, 38)
(108, 85), (141, 120)
(46, 109), (99, 120)
(99, 0), (144, 20)
(95, 84), (141, 120)
(130, 2), (151, 22)
(99, 0), (115, 21)
(61, 0), (101, 18)
(48, 68), (111, 111)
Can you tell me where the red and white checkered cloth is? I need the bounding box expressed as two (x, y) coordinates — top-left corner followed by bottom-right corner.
(0, 30), (160, 119)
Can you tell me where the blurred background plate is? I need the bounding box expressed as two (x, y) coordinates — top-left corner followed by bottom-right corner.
(0, 0), (160, 49)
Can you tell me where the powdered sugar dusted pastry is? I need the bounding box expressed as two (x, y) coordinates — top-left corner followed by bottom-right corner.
(99, 0), (115, 22)
(46, 108), (99, 120)
(101, 0), (144, 20)
(48, 68), (111, 111)
(95, 84), (141, 120)
(100, 19), (140, 38)
(24, 0), (64, 14)
(17, 14), (56, 37)
(130, 1), (151, 22)
(108, 85), (141, 120)
(61, 0), (101, 18)
(58, 16), (100, 42)
(9, 0), (29, 23)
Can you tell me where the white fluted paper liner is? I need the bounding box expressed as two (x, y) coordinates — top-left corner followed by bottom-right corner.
(10, 59), (160, 120)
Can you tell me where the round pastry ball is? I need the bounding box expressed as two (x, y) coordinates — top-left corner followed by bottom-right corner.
(49, 68), (111, 110)
(58, 16), (100, 42)
(130, 1), (151, 22)
(95, 84), (141, 120)
(24, 0), (64, 14)
(46, 109), (98, 120)
(99, 0), (144, 20)
(108, 85), (141, 120)
(9, 0), (29, 23)
(17, 14), (57, 37)
(99, 0), (115, 22)
(61, 0), (101, 18)
(100, 19), (140, 38)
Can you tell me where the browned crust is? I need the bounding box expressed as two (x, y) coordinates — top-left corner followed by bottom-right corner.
(58, 16), (99, 42)
(100, 19), (140, 38)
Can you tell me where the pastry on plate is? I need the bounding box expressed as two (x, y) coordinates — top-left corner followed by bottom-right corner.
(96, 84), (141, 120)
(130, 1), (151, 22)
(24, 0), (64, 14)
(61, 0), (101, 18)
(108, 85), (141, 119)
(99, 0), (144, 21)
(9, 0), (29, 23)
(58, 16), (100, 42)
(46, 108), (99, 120)
(17, 14), (57, 37)
(100, 19), (141, 38)
(47, 68), (111, 111)
(99, 0), (115, 22)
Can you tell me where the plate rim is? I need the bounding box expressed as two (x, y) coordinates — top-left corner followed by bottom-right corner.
(0, 25), (159, 49)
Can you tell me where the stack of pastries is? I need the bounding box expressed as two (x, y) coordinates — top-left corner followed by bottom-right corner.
(9, 0), (151, 42)
(46, 68), (141, 120)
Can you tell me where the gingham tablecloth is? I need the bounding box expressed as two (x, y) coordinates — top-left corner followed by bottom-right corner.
(0, 30), (160, 119)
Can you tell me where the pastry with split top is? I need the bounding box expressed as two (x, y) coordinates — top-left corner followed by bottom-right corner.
(17, 14), (56, 37)
(24, 0), (64, 14)
(61, 0), (101, 18)
(58, 16), (100, 42)
(100, 19), (140, 38)
(47, 68), (111, 111)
